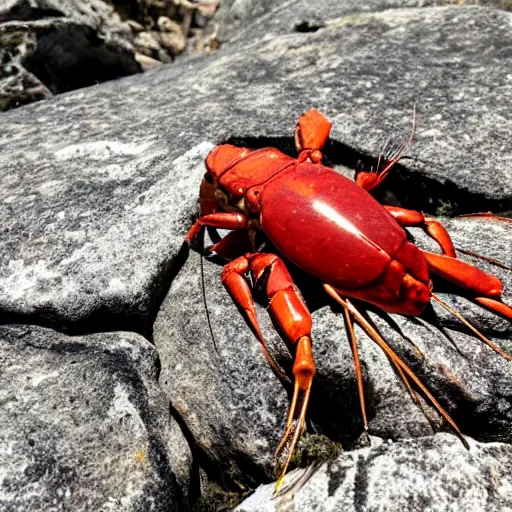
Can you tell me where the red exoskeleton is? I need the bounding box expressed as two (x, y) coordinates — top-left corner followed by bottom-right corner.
(185, 109), (512, 489)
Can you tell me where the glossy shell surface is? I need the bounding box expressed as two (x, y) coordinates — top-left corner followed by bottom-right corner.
(260, 163), (406, 288)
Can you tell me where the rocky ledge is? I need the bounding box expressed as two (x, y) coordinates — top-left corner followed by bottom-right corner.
(1, 1), (511, 511)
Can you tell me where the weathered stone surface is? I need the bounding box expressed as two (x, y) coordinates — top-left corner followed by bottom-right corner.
(1, 3), (512, 506)
(0, 0), (222, 110)
(214, 0), (512, 47)
(0, 27), (53, 111)
(0, 324), (192, 511)
(0, 138), (209, 333)
(213, 0), (436, 45)
(154, 247), (290, 487)
(0, 0), (114, 25)
(236, 434), (512, 511)
(1, 6), (512, 332)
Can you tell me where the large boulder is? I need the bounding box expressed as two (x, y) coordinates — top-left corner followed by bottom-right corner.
(1, 5), (511, 332)
(0, 324), (192, 511)
(213, 0), (437, 44)
(0, 0), (219, 111)
(154, 216), (512, 490)
(0, 0), (142, 110)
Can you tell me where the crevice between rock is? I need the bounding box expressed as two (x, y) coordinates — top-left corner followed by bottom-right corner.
(0, 240), (188, 340)
(223, 135), (512, 217)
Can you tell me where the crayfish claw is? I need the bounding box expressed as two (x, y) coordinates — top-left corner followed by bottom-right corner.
(273, 378), (312, 493)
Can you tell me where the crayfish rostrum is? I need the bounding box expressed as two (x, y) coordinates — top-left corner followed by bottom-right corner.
(186, 109), (512, 489)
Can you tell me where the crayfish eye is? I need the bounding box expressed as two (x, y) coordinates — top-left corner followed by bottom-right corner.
(203, 173), (214, 184)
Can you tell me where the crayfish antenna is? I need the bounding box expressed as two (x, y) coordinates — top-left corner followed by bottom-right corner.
(200, 251), (220, 355)
(323, 285), (469, 449)
(456, 212), (512, 222)
(431, 293), (512, 361)
(340, 295), (423, 427)
(341, 300), (368, 430)
(356, 104), (417, 191)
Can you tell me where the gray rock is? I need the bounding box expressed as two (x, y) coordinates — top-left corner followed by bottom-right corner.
(1, 2), (512, 504)
(214, 0), (512, 47)
(154, 247), (290, 487)
(236, 433), (512, 512)
(0, 0), (223, 110)
(1, 6), (512, 332)
(0, 139), (210, 333)
(0, 0), (115, 27)
(0, 19), (54, 111)
(0, 324), (192, 511)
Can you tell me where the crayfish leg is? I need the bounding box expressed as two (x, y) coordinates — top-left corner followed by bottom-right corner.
(222, 253), (317, 492)
(457, 212), (512, 222)
(274, 335), (315, 493)
(340, 297), (423, 434)
(423, 250), (512, 327)
(185, 212), (249, 244)
(220, 254), (288, 383)
(385, 206), (456, 257)
(323, 285), (468, 448)
(208, 229), (255, 259)
(455, 248), (511, 271)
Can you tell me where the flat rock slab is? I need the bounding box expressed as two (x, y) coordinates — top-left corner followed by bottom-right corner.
(1, 6), (512, 332)
(0, 140), (210, 333)
(0, 324), (191, 511)
(236, 434), (512, 512)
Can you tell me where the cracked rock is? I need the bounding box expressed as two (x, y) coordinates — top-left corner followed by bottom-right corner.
(0, 1), (141, 110)
(0, 141), (210, 334)
(213, 0), (437, 44)
(1, 3), (512, 507)
(154, 247), (290, 488)
(213, 0), (512, 47)
(0, 324), (192, 511)
(236, 434), (512, 511)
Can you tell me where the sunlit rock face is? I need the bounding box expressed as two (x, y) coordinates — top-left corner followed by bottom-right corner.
(0, 1), (511, 510)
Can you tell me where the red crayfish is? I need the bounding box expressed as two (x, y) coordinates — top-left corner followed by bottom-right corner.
(186, 109), (512, 488)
